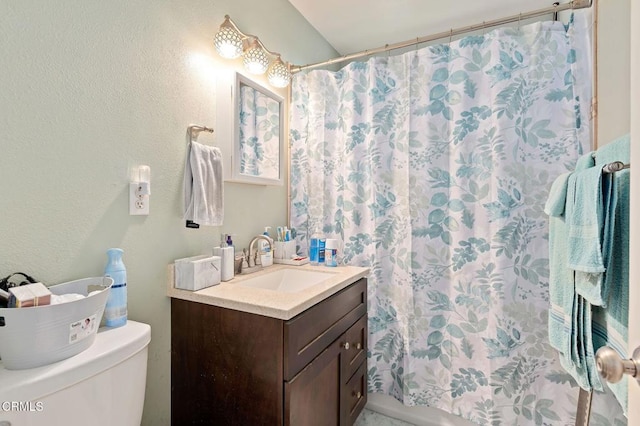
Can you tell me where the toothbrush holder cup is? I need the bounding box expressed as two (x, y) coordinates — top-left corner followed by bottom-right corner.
(274, 241), (296, 260)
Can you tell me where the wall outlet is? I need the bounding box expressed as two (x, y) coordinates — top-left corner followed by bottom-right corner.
(129, 182), (150, 215)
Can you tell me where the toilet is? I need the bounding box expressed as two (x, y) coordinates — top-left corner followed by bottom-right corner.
(0, 320), (151, 426)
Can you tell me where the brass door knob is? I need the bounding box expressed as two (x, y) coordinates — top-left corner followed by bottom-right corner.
(352, 391), (362, 399)
(355, 342), (362, 350)
(342, 342), (350, 350)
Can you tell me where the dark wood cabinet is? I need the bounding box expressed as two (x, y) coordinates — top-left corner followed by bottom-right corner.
(171, 278), (367, 426)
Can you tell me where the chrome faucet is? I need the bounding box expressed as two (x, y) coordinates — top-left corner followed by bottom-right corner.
(239, 235), (273, 274)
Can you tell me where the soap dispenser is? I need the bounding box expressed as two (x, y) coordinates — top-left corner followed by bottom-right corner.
(260, 226), (274, 267)
(213, 234), (235, 281)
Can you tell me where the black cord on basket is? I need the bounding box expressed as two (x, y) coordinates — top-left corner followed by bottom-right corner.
(0, 272), (39, 308)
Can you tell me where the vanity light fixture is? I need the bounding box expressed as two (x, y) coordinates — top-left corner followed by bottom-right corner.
(213, 15), (292, 87)
(243, 38), (269, 75)
(267, 56), (292, 88)
(213, 16), (244, 59)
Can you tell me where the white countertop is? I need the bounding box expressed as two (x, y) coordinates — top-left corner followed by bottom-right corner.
(167, 263), (369, 320)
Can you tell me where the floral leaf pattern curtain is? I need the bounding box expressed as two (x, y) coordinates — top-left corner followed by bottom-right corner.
(290, 16), (626, 425)
(238, 84), (280, 179)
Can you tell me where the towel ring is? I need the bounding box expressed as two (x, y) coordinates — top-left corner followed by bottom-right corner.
(188, 124), (214, 143)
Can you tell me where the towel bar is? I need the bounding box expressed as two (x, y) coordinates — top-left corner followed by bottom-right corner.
(187, 124), (214, 143)
(602, 161), (630, 173)
(591, 151), (630, 173)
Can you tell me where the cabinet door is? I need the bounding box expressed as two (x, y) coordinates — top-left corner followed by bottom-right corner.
(285, 316), (368, 426)
(285, 339), (342, 426)
(343, 361), (367, 425)
(171, 299), (284, 425)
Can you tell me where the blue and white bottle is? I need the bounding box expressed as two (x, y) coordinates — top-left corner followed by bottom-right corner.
(309, 229), (326, 266)
(103, 248), (128, 328)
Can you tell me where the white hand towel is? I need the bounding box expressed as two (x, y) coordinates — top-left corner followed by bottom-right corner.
(183, 141), (224, 226)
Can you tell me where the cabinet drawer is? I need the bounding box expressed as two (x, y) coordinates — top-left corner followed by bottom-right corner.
(341, 315), (367, 382)
(284, 279), (367, 381)
(343, 361), (367, 425)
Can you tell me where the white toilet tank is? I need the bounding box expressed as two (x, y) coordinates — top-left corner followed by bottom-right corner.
(0, 320), (151, 426)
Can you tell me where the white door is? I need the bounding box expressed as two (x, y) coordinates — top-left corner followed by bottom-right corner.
(628, 1), (639, 424)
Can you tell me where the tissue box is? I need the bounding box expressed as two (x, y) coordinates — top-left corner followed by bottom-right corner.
(175, 255), (221, 291)
(8, 282), (52, 308)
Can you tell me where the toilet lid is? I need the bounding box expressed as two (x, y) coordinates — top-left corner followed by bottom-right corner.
(0, 321), (150, 401)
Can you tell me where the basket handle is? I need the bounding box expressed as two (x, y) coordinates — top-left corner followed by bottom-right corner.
(0, 272), (39, 309)
(0, 272), (38, 291)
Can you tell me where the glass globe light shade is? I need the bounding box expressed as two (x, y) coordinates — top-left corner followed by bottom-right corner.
(243, 40), (269, 75)
(214, 25), (243, 59)
(267, 57), (292, 88)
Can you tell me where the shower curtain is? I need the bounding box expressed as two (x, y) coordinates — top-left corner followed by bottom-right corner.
(290, 14), (626, 426)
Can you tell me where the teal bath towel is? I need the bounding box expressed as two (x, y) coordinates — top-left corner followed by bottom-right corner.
(546, 136), (629, 411)
(591, 134), (630, 414)
(548, 217), (576, 366)
(567, 159), (618, 310)
(545, 148), (628, 392)
(566, 167), (607, 274)
(544, 172), (571, 217)
(546, 152), (596, 387)
(575, 151), (596, 170)
(581, 296), (603, 391)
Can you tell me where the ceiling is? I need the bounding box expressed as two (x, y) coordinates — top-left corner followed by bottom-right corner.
(287, 0), (560, 59)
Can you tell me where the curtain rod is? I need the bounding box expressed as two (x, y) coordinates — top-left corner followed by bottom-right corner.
(291, 0), (592, 73)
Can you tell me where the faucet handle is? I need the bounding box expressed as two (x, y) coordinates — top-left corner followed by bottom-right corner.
(241, 248), (251, 269)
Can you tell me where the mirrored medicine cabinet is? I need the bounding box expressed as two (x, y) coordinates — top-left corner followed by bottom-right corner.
(216, 70), (285, 185)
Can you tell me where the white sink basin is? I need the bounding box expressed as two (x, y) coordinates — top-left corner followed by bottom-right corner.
(236, 268), (336, 293)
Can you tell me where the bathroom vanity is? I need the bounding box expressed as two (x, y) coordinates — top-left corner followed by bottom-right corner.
(168, 264), (369, 425)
